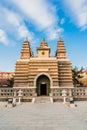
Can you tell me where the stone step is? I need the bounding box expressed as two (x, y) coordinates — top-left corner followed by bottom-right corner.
(35, 96), (51, 103)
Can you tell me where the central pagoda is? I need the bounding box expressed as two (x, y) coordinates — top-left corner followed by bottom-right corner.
(14, 38), (73, 96)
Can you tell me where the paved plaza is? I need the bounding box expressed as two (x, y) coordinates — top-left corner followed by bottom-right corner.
(0, 101), (87, 130)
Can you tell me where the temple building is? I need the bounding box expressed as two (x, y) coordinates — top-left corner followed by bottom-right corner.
(14, 38), (73, 96)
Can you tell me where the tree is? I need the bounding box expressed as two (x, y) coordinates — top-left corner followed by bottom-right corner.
(7, 78), (14, 87)
(72, 66), (84, 87)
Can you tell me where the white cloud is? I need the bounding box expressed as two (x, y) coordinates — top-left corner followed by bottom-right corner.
(46, 27), (64, 40)
(11, 0), (61, 40)
(60, 18), (65, 25)
(5, 9), (33, 39)
(63, 0), (87, 30)
(0, 0), (63, 44)
(11, 0), (57, 29)
(0, 29), (9, 45)
(0, 7), (20, 30)
(18, 25), (34, 40)
(0, 6), (34, 43)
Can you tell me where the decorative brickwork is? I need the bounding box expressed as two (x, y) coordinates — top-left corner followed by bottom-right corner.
(14, 38), (73, 96)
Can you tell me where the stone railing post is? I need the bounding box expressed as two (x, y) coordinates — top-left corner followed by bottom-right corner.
(13, 90), (17, 97)
(62, 90), (67, 104)
(69, 88), (72, 97)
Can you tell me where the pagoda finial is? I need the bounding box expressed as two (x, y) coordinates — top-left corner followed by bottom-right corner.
(24, 37), (28, 42)
(42, 37), (45, 41)
(59, 37), (63, 42)
(40, 38), (48, 47)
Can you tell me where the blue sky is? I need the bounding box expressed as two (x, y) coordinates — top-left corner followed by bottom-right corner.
(0, 0), (87, 72)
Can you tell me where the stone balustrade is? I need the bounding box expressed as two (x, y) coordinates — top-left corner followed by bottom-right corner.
(51, 87), (87, 101)
(0, 87), (87, 102)
(0, 88), (36, 101)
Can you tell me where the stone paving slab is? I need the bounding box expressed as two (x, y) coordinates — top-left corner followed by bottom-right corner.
(69, 101), (87, 124)
(0, 102), (87, 130)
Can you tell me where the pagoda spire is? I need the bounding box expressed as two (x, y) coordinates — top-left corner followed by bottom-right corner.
(59, 37), (62, 42)
(37, 38), (50, 58)
(25, 37), (28, 42)
(56, 38), (67, 59)
(40, 38), (48, 48)
(21, 38), (33, 59)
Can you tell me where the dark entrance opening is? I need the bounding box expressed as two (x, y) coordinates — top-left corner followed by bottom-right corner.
(36, 75), (50, 96)
(40, 84), (46, 95)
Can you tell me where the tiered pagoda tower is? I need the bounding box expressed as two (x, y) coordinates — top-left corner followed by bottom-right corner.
(14, 38), (73, 96)
(56, 38), (73, 87)
(14, 38), (33, 88)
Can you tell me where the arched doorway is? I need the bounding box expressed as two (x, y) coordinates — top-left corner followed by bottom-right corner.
(36, 75), (50, 96)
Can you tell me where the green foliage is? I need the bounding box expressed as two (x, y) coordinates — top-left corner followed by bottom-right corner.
(7, 78), (14, 87)
(72, 66), (84, 87)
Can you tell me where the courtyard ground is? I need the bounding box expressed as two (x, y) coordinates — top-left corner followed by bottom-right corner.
(0, 101), (87, 130)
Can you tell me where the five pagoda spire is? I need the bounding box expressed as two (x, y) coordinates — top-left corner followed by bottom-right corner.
(21, 37), (33, 59)
(21, 37), (67, 59)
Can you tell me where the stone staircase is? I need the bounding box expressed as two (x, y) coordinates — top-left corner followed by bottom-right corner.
(34, 96), (52, 103)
